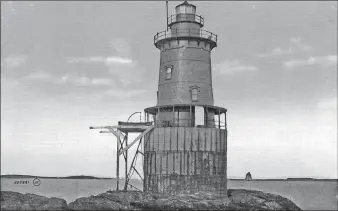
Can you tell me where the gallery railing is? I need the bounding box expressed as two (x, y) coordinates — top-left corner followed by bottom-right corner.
(144, 104), (227, 129)
(167, 14), (204, 27)
(156, 118), (226, 129)
(154, 28), (217, 46)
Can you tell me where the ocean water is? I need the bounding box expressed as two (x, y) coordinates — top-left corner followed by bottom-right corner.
(1, 178), (337, 210)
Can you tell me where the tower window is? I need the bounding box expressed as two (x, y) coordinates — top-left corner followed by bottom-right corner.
(191, 88), (198, 101)
(190, 85), (200, 102)
(165, 66), (172, 80)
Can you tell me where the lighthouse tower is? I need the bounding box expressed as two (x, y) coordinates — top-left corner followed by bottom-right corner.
(144, 1), (227, 194)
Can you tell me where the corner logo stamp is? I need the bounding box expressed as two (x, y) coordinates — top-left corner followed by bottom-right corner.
(33, 178), (41, 186)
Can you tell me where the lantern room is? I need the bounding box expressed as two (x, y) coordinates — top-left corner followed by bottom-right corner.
(175, 1), (196, 14)
(168, 1), (204, 28)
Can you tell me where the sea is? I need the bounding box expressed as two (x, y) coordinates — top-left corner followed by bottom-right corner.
(1, 177), (337, 210)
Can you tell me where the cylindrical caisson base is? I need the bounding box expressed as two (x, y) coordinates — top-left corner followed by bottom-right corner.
(143, 127), (227, 195)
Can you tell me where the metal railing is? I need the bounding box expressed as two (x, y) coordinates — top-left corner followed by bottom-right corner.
(154, 28), (217, 45)
(167, 14), (204, 26)
(155, 118), (226, 129)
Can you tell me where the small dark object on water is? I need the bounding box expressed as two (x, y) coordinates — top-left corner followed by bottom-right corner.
(245, 172), (252, 181)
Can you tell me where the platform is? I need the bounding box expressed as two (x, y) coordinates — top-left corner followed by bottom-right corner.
(117, 121), (153, 133)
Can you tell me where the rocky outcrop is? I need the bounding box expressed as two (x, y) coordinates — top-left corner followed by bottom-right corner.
(68, 189), (301, 210)
(1, 189), (301, 210)
(1, 191), (67, 210)
(132, 189), (301, 210)
(227, 189), (301, 210)
(68, 191), (143, 210)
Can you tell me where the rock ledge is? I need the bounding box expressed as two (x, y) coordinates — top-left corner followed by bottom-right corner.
(1, 191), (67, 210)
(1, 189), (302, 210)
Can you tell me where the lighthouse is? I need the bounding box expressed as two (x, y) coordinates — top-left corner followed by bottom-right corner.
(144, 1), (228, 195)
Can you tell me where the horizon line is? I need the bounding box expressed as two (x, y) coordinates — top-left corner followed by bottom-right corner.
(1, 174), (337, 180)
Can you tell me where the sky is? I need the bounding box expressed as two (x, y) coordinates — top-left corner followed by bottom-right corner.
(1, 1), (337, 179)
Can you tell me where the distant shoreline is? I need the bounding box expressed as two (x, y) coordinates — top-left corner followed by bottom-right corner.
(1, 174), (337, 181)
(0, 175), (113, 179)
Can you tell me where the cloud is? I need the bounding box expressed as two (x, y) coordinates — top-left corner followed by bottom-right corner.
(1, 36), (149, 101)
(214, 60), (258, 75)
(317, 97), (337, 110)
(289, 37), (313, 52)
(1, 55), (27, 69)
(258, 47), (294, 58)
(62, 38), (145, 89)
(23, 71), (113, 87)
(56, 74), (113, 87)
(105, 57), (133, 65)
(64, 56), (146, 90)
(25, 72), (52, 80)
(67, 38), (134, 67)
(258, 36), (312, 58)
(67, 56), (133, 66)
(106, 89), (147, 97)
(102, 89), (149, 102)
(284, 55), (337, 69)
(109, 39), (132, 58)
(64, 38), (143, 87)
(91, 79), (113, 86)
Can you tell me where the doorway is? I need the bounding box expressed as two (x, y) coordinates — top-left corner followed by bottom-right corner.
(195, 106), (204, 127)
